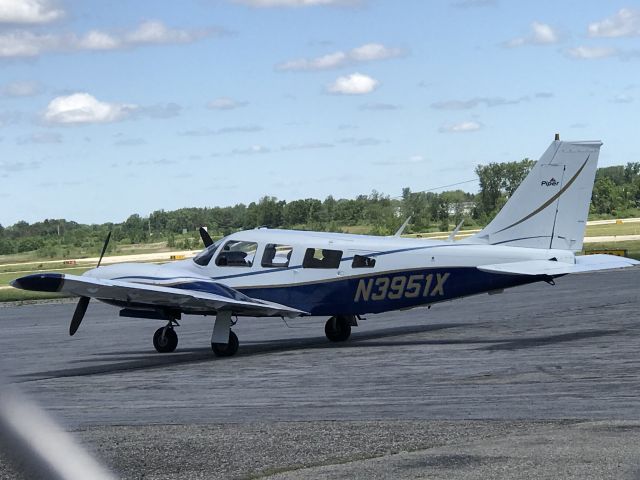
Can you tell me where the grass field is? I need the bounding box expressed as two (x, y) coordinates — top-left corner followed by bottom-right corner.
(585, 223), (640, 236)
(0, 267), (91, 286)
(583, 240), (640, 260)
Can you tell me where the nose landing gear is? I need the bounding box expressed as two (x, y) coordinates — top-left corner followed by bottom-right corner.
(153, 323), (179, 353)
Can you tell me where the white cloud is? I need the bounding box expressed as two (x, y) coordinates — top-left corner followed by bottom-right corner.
(0, 30), (54, 57)
(564, 46), (618, 59)
(277, 43), (404, 71)
(0, 0), (64, 24)
(588, 8), (640, 38)
(207, 97), (249, 110)
(232, 145), (270, 155)
(43, 93), (137, 125)
(180, 125), (262, 136)
(281, 142), (334, 151)
(350, 43), (402, 61)
(327, 73), (379, 94)
(2, 80), (41, 97)
(125, 20), (201, 45)
(337, 136), (384, 146)
(439, 121), (483, 133)
(531, 22), (559, 43)
(78, 31), (121, 50)
(431, 96), (528, 110)
(505, 22), (560, 47)
(233, 0), (359, 7)
(279, 51), (346, 70)
(0, 20), (222, 58)
(359, 102), (400, 111)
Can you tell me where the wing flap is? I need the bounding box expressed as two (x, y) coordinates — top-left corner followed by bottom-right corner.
(11, 273), (306, 318)
(478, 254), (639, 276)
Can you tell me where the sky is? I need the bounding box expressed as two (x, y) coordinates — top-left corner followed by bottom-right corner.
(0, 0), (639, 226)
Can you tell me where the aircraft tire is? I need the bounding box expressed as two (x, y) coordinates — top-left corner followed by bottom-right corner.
(212, 330), (239, 357)
(153, 326), (178, 353)
(325, 316), (351, 342)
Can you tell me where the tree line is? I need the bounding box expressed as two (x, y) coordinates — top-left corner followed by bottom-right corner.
(1, 159), (639, 258)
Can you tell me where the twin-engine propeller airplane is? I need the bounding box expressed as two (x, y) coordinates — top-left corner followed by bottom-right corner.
(12, 137), (639, 357)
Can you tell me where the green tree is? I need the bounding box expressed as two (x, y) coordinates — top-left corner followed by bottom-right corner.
(475, 158), (535, 220)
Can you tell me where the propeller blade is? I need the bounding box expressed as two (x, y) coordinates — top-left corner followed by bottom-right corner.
(199, 227), (213, 247)
(96, 231), (112, 268)
(70, 296), (90, 336)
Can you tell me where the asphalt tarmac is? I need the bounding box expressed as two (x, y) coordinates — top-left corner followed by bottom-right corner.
(1, 267), (640, 479)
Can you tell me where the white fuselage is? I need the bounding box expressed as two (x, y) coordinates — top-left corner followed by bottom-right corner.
(86, 229), (575, 316)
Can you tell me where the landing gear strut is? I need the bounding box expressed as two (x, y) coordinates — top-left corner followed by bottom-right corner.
(325, 315), (354, 342)
(212, 330), (239, 357)
(153, 325), (178, 353)
(211, 310), (240, 357)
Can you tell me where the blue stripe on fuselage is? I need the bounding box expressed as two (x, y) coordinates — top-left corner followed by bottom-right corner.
(166, 267), (537, 316)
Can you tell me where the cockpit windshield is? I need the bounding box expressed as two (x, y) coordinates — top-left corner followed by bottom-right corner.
(192, 238), (224, 266)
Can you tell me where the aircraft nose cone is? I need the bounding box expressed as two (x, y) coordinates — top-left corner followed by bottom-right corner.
(10, 273), (64, 292)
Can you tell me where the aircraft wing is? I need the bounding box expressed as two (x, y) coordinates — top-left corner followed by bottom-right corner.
(477, 254), (639, 276)
(11, 273), (306, 318)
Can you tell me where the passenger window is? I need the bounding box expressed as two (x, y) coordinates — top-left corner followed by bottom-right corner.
(302, 248), (342, 269)
(215, 240), (258, 267)
(261, 243), (293, 268)
(352, 255), (376, 268)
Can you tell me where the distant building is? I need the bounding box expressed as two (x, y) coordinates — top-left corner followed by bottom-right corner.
(447, 201), (475, 216)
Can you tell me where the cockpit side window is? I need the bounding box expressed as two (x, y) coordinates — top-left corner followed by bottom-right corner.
(302, 248), (342, 269)
(261, 244), (293, 268)
(352, 255), (376, 268)
(193, 239), (223, 266)
(215, 240), (258, 267)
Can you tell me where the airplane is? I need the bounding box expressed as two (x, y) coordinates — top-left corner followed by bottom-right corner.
(11, 137), (639, 357)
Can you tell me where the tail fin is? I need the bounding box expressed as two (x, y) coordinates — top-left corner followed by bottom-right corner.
(466, 139), (601, 251)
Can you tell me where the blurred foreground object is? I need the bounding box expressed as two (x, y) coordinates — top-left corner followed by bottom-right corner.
(0, 384), (116, 480)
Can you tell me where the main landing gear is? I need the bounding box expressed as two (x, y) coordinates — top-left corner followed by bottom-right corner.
(325, 315), (357, 342)
(210, 310), (239, 357)
(212, 330), (239, 357)
(151, 312), (240, 357)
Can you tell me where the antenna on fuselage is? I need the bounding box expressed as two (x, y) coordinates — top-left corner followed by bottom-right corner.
(446, 219), (465, 242)
(394, 217), (412, 237)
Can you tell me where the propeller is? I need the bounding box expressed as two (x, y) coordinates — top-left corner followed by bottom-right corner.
(96, 230), (112, 268)
(69, 231), (111, 336)
(69, 296), (90, 336)
(199, 227), (213, 247)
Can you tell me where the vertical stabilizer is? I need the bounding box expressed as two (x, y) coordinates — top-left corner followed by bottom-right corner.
(465, 139), (601, 251)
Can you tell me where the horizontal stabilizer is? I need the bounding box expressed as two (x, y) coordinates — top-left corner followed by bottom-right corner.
(478, 254), (639, 276)
(11, 273), (306, 318)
